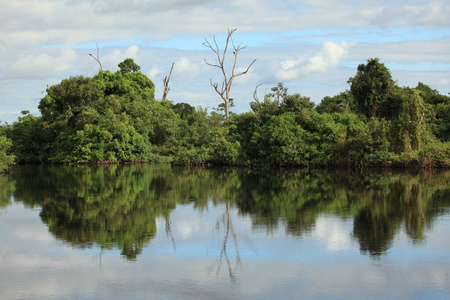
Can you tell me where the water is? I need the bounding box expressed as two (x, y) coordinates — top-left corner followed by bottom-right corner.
(0, 165), (449, 299)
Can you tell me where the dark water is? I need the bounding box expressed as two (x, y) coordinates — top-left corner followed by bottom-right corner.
(0, 165), (449, 300)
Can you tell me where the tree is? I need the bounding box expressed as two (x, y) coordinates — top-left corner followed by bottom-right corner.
(118, 58), (141, 73)
(414, 82), (450, 106)
(203, 28), (256, 120)
(391, 88), (427, 153)
(348, 58), (397, 119)
(0, 134), (15, 172)
(38, 75), (102, 123)
(316, 91), (355, 114)
(280, 93), (315, 113)
(267, 82), (288, 105)
(8, 112), (45, 163)
(414, 82), (450, 142)
(32, 59), (161, 163)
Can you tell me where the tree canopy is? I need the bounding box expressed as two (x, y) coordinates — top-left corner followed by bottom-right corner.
(1, 57), (449, 168)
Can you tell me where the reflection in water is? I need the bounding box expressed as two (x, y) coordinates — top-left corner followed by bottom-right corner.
(0, 174), (15, 209)
(208, 200), (241, 282)
(165, 215), (176, 250)
(1, 165), (450, 260)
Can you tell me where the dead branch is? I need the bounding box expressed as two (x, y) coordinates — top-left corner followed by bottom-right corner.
(162, 63), (174, 101)
(89, 43), (103, 71)
(253, 83), (262, 104)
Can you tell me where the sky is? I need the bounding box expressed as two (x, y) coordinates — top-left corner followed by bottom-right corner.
(1, 0), (450, 123)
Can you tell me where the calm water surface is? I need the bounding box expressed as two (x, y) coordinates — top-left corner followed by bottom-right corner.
(0, 165), (449, 300)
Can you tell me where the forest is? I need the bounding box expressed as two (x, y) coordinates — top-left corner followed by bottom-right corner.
(0, 57), (449, 171)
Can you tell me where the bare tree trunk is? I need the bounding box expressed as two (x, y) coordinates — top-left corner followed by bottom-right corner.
(203, 28), (256, 119)
(89, 43), (103, 71)
(162, 63), (174, 101)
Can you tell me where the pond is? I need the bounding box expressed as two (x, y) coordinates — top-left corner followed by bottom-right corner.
(0, 165), (449, 299)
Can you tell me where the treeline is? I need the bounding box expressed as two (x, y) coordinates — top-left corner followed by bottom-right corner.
(0, 57), (449, 169)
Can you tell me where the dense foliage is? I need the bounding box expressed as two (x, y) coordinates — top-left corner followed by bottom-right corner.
(2, 58), (450, 168)
(0, 124), (15, 172)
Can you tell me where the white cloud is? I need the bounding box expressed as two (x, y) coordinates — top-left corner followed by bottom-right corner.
(414, 1), (450, 26)
(314, 216), (353, 252)
(437, 78), (450, 87)
(103, 45), (140, 71)
(1, 0), (450, 122)
(6, 48), (77, 79)
(147, 65), (162, 80)
(175, 57), (201, 78)
(276, 41), (356, 81)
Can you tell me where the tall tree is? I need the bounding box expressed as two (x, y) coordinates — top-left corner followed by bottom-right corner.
(118, 58), (141, 73)
(203, 28), (256, 120)
(348, 58), (397, 119)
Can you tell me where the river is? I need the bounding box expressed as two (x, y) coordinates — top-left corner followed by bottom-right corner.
(0, 165), (449, 299)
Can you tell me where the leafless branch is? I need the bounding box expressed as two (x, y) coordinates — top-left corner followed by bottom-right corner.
(89, 43), (103, 71)
(253, 83), (262, 104)
(162, 63), (174, 101)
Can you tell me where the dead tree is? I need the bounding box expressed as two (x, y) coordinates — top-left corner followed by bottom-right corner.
(253, 83), (262, 104)
(89, 43), (103, 71)
(203, 28), (256, 120)
(162, 63), (174, 101)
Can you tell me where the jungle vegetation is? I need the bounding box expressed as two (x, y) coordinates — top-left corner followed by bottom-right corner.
(0, 57), (449, 170)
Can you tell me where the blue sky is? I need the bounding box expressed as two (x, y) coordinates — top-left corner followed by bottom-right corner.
(1, 0), (450, 123)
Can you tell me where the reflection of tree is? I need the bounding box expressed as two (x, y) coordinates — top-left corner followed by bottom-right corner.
(231, 168), (450, 257)
(7, 165), (246, 260)
(4, 164), (450, 259)
(0, 174), (15, 209)
(165, 214), (176, 250)
(35, 165), (176, 260)
(209, 200), (241, 282)
(351, 174), (450, 256)
(233, 170), (339, 235)
(10, 165), (191, 260)
(353, 208), (400, 255)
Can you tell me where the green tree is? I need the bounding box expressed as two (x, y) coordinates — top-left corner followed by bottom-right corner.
(280, 93), (315, 113)
(0, 133), (15, 172)
(414, 82), (450, 142)
(118, 58), (141, 73)
(390, 88), (427, 153)
(248, 111), (344, 166)
(7, 112), (46, 163)
(30, 59), (160, 163)
(317, 91), (355, 114)
(435, 103), (450, 141)
(266, 82), (288, 105)
(172, 102), (195, 120)
(348, 58), (398, 119)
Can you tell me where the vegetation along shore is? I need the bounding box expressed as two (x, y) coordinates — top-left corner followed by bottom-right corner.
(1, 56), (449, 171)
